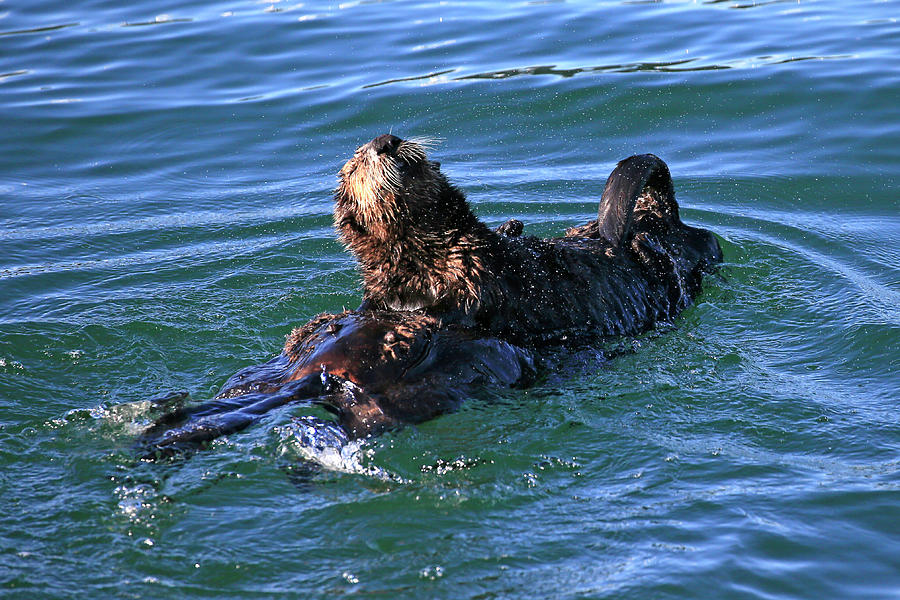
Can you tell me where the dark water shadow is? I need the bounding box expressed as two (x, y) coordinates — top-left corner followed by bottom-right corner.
(0, 22), (79, 37)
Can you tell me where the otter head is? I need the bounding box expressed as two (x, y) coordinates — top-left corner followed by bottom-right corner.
(335, 134), (470, 235)
(334, 134), (490, 314)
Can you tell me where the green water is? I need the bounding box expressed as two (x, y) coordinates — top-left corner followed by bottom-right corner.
(1, 0), (898, 598)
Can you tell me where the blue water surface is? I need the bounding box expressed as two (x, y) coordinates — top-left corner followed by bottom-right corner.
(1, 1), (898, 598)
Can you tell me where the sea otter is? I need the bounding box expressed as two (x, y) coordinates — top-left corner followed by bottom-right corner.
(335, 134), (722, 345)
(137, 137), (722, 458)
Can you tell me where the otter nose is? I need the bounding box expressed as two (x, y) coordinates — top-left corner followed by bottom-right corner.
(371, 134), (402, 155)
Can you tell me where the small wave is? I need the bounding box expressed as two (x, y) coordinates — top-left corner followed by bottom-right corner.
(86, 396), (398, 480)
(454, 54), (853, 83)
(363, 69), (457, 89)
(720, 223), (900, 326)
(0, 22), (78, 37)
(701, 0), (803, 8)
(274, 416), (401, 481)
(0, 203), (326, 243)
(120, 15), (192, 28)
(355, 51), (857, 90)
(458, 60), (710, 81)
(0, 70), (29, 83)
(0, 235), (281, 281)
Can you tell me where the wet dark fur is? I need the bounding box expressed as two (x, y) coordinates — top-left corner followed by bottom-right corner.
(336, 135), (722, 345)
(137, 136), (721, 458)
(138, 311), (534, 456)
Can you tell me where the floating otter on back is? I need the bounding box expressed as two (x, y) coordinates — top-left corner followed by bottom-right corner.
(137, 135), (722, 457)
(336, 134), (722, 345)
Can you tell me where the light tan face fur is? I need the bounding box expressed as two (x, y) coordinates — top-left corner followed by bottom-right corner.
(336, 137), (432, 227)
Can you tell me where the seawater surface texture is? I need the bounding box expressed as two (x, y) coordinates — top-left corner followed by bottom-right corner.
(1, 0), (898, 598)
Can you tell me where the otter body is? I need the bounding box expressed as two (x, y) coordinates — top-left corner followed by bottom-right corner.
(139, 135), (722, 458)
(335, 135), (721, 345)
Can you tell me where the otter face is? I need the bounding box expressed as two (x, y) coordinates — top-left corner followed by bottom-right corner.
(336, 134), (441, 227)
(333, 134), (486, 314)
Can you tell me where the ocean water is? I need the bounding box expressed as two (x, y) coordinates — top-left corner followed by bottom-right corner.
(1, 0), (898, 598)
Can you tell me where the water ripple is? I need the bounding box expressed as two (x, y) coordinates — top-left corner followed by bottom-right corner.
(456, 54), (854, 82)
(2, 0), (898, 597)
(0, 69), (28, 82)
(0, 204), (325, 243)
(0, 22), (78, 37)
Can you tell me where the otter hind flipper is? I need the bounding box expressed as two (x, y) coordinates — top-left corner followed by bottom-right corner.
(595, 154), (678, 247)
(597, 154), (722, 308)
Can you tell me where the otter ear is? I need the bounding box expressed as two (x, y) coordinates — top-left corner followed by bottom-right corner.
(432, 161), (441, 169)
(595, 154), (677, 247)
